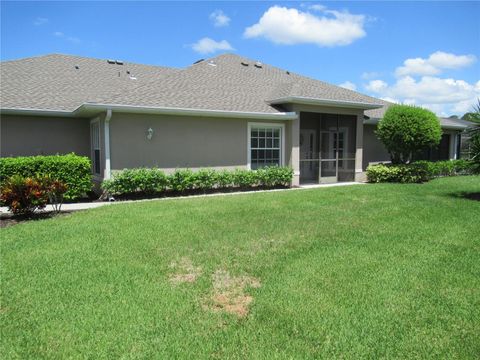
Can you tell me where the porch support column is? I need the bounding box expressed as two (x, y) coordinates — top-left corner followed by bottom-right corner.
(354, 113), (365, 182)
(104, 109), (112, 180)
(448, 133), (458, 160)
(291, 114), (300, 186)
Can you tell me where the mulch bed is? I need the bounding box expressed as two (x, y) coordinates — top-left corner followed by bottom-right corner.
(0, 211), (73, 228)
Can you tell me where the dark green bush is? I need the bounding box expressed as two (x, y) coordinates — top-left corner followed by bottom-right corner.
(168, 169), (195, 192)
(414, 159), (471, 177)
(0, 154), (91, 200)
(376, 105), (442, 164)
(366, 159), (472, 183)
(366, 163), (431, 183)
(101, 166), (294, 196)
(102, 168), (168, 195)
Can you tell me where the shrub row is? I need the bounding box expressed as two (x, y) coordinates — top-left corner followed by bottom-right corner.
(366, 159), (472, 183)
(414, 159), (471, 177)
(101, 167), (294, 196)
(0, 154), (91, 200)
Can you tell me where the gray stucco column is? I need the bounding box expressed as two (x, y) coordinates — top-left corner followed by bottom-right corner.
(291, 115), (300, 186)
(354, 113), (365, 182)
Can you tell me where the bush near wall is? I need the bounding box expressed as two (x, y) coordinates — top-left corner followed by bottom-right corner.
(0, 154), (92, 200)
(101, 167), (294, 197)
(366, 159), (472, 183)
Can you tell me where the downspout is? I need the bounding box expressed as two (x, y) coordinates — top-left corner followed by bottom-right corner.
(104, 109), (112, 180)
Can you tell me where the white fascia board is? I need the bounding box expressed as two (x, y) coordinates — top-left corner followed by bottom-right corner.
(0, 107), (76, 117)
(77, 103), (298, 120)
(267, 96), (384, 110)
(1, 104), (298, 120)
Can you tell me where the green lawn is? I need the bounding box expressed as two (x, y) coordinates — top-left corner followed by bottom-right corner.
(1, 176), (480, 359)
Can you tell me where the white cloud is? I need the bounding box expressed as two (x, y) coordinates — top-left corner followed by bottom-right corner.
(338, 81), (357, 91)
(34, 17), (48, 26)
(395, 51), (476, 77)
(244, 5), (366, 47)
(365, 76), (480, 116)
(365, 79), (388, 93)
(191, 37), (234, 54)
(53, 31), (81, 44)
(361, 71), (380, 80)
(209, 10), (231, 27)
(308, 4), (327, 12)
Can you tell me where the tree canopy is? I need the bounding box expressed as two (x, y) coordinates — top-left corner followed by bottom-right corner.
(376, 104), (442, 164)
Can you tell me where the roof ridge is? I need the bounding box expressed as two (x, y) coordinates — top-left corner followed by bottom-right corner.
(1, 53), (180, 71)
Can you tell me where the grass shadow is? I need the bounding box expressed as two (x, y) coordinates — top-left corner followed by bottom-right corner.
(447, 191), (480, 202)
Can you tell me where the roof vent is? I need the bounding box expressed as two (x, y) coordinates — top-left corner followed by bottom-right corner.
(254, 61), (263, 68)
(74, 65), (80, 70)
(107, 59), (116, 64)
(193, 59), (205, 64)
(241, 62), (249, 67)
(129, 76), (137, 80)
(207, 60), (217, 67)
(115, 60), (124, 65)
(126, 70), (130, 75)
(286, 71), (290, 75)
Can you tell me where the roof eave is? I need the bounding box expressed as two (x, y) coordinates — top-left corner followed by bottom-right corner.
(1, 104), (298, 121)
(267, 96), (384, 110)
(0, 107), (77, 118)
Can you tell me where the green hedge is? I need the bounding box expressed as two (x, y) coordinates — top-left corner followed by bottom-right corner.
(366, 159), (472, 183)
(414, 159), (471, 177)
(0, 154), (92, 200)
(102, 167), (294, 196)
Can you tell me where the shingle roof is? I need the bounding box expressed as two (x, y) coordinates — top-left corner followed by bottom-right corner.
(364, 100), (475, 129)
(0, 54), (180, 111)
(1, 53), (382, 113)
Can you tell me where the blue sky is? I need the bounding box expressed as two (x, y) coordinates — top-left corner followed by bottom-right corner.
(1, 1), (479, 116)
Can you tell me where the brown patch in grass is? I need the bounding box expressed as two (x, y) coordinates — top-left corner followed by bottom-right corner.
(205, 270), (261, 317)
(169, 257), (202, 284)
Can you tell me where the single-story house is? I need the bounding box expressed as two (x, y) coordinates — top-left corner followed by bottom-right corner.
(0, 53), (471, 186)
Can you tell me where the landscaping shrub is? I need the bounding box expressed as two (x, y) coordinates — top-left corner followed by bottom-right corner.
(232, 169), (259, 188)
(216, 170), (234, 188)
(0, 175), (69, 215)
(414, 159), (471, 177)
(193, 169), (218, 191)
(366, 163), (431, 183)
(169, 169), (195, 192)
(102, 166), (294, 197)
(376, 105), (442, 164)
(0, 154), (91, 200)
(366, 160), (472, 183)
(102, 168), (168, 195)
(42, 176), (69, 213)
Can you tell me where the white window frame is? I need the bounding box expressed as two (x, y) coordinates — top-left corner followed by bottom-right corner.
(247, 122), (285, 170)
(90, 118), (101, 177)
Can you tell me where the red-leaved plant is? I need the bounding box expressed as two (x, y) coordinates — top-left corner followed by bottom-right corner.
(0, 175), (49, 216)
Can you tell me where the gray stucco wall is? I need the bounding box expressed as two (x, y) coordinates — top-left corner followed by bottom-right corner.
(362, 124), (390, 170)
(0, 115), (90, 157)
(109, 113), (291, 172)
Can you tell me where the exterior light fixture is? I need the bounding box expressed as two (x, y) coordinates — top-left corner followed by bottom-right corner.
(147, 127), (154, 140)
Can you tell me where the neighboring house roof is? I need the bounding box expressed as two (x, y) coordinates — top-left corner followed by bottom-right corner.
(364, 115), (474, 130)
(364, 99), (475, 130)
(1, 53), (382, 115)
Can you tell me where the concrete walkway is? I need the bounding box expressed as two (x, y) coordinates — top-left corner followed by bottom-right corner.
(0, 182), (365, 214)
